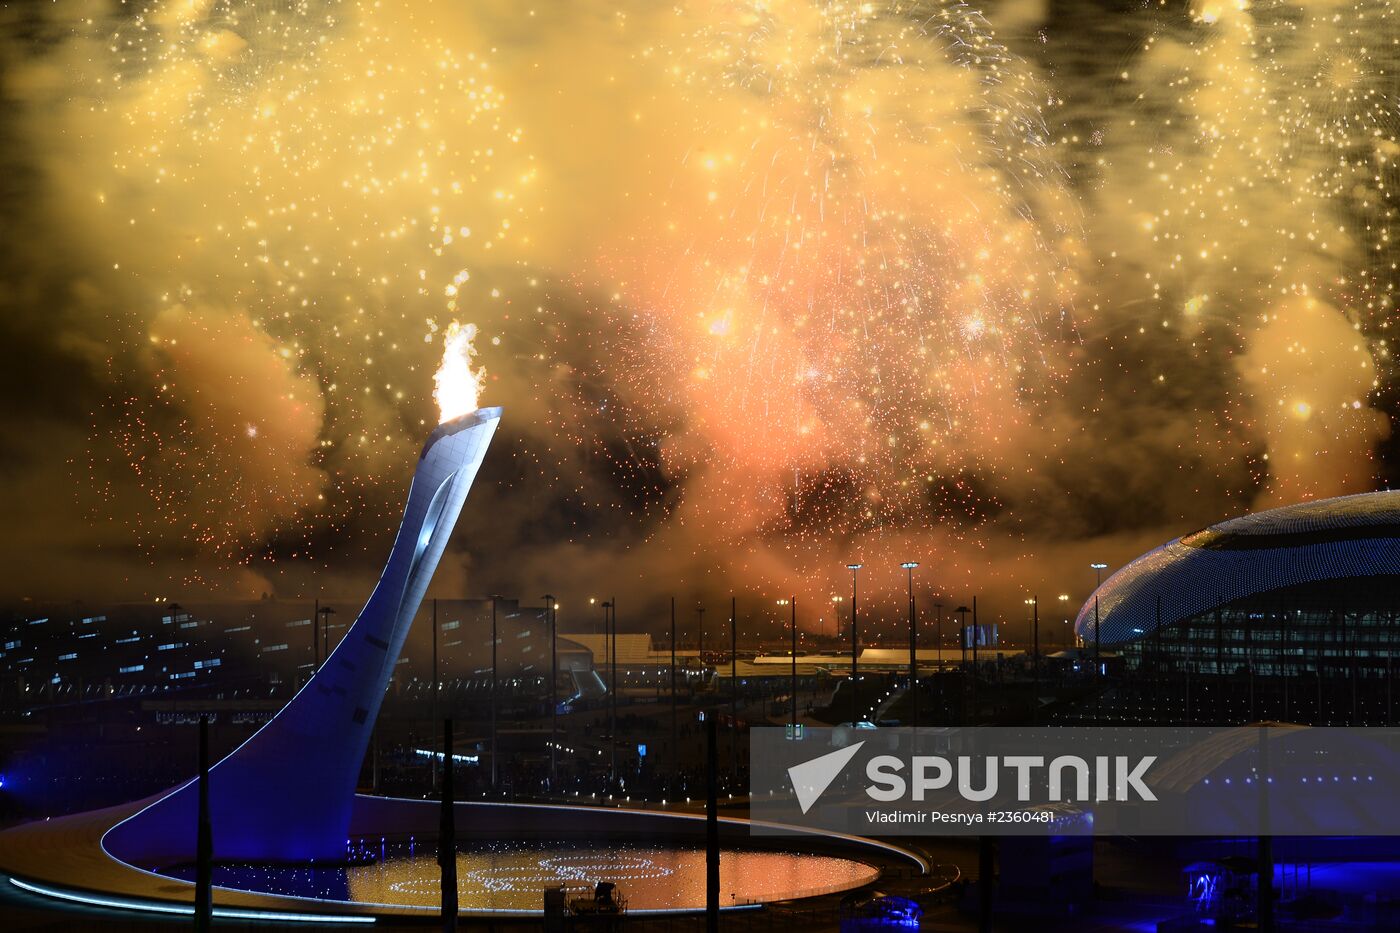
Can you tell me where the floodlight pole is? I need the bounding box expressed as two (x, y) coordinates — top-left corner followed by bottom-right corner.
(902, 562), (919, 731)
(955, 605), (971, 724)
(490, 596), (498, 790)
(1091, 563), (1108, 675)
(705, 715), (719, 933)
(730, 596), (737, 782)
(847, 563), (862, 725)
(438, 717), (457, 930)
(696, 605), (706, 672)
(790, 597), (798, 730)
(320, 606), (336, 664)
(670, 597), (678, 795)
(542, 594), (557, 791)
(609, 598), (618, 783)
(431, 598), (439, 792)
(935, 601), (945, 721)
(971, 595), (979, 673)
(1030, 595), (1039, 725)
(195, 715), (212, 933)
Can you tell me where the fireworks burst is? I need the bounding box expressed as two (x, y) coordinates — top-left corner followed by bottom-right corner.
(588, 0), (1080, 580)
(76, 0), (532, 575)
(1099, 0), (1397, 508)
(5, 0), (1400, 606)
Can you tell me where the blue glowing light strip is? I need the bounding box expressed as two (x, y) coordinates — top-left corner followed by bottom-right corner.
(12, 873), (760, 919)
(7, 877), (376, 924)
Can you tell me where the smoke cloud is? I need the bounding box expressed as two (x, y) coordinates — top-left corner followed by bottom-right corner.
(0, 1), (1394, 636)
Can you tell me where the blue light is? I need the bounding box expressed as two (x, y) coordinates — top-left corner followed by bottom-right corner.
(7, 877), (376, 924)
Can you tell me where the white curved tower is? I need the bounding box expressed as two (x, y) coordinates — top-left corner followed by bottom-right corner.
(105, 407), (502, 865)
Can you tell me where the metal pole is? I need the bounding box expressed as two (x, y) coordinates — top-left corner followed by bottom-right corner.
(935, 602), (944, 721)
(1032, 595), (1039, 725)
(545, 595), (557, 791)
(195, 715), (212, 933)
(491, 597), (498, 790)
(972, 595), (979, 669)
(1092, 563), (1106, 675)
(432, 598), (439, 792)
(1094, 595), (1101, 673)
(978, 833), (994, 933)
(848, 564), (862, 725)
(610, 597), (617, 784)
(671, 597), (678, 795)
(313, 597), (320, 673)
(1033, 595), (1039, 671)
(1258, 725), (1273, 933)
(705, 715), (719, 933)
(438, 717), (457, 931)
(697, 605), (706, 673)
(730, 596), (737, 782)
(972, 596), (979, 721)
(904, 563), (918, 731)
(956, 606), (970, 723)
(790, 597), (798, 730)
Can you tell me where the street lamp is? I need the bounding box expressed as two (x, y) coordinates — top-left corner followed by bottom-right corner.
(602, 599), (617, 783)
(1024, 597), (1039, 653)
(431, 598), (439, 791)
(778, 598), (797, 729)
(318, 606), (336, 669)
(954, 605), (971, 724)
(933, 600), (945, 719)
(490, 595), (498, 790)
(1091, 563), (1108, 673)
(1025, 595), (1040, 721)
(729, 596), (738, 782)
(901, 562), (919, 731)
(846, 563), (862, 725)
(541, 594), (557, 791)
(670, 597), (678, 797)
(1057, 594), (1070, 648)
(696, 605), (706, 669)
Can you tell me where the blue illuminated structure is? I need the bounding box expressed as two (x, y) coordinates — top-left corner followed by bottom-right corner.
(105, 407), (502, 865)
(1075, 491), (1400, 671)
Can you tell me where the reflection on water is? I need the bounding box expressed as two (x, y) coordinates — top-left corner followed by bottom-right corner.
(183, 840), (878, 911)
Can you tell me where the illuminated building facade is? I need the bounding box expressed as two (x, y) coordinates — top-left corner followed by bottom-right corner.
(104, 407), (502, 865)
(1076, 491), (1400, 682)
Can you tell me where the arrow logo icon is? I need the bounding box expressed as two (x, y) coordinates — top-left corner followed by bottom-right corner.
(788, 741), (865, 814)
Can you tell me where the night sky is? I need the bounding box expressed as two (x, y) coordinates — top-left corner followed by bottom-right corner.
(1, 0), (1397, 629)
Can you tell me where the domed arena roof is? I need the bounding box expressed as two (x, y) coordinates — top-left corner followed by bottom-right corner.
(1075, 491), (1400, 646)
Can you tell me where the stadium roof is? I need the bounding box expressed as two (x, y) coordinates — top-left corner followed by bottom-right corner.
(1075, 490), (1400, 647)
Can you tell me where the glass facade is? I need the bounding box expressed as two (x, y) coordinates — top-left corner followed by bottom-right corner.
(1120, 576), (1400, 678)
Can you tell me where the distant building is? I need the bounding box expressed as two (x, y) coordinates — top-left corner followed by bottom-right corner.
(1077, 490), (1400, 680)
